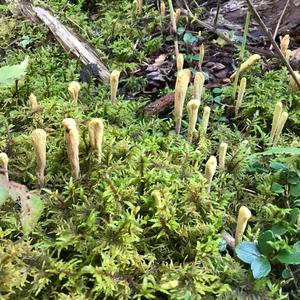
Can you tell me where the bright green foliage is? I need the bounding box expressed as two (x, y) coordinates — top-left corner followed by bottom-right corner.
(0, 0), (299, 299)
(0, 57), (28, 87)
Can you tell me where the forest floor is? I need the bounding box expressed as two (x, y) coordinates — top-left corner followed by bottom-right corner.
(0, 1), (300, 299)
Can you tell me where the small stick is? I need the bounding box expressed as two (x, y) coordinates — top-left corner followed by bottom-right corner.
(270, 0), (290, 50)
(213, 0), (221, 28)
(246, 0), (300, 88)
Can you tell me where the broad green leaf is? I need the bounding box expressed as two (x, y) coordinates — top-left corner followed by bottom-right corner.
(258, 230), (275, 255)
(271, 224), (288, 236)
(270, 162), (285, 170)
(236, 242), (261, 264)
(183, 32), (198, 44)
(251, 256), (271, 279)
(271, 182), (284, 194)
(289, 208), (300, 225)
(21, 192), (44, 235)
(290, 183), (300, 197)
(281, 269), (292, 279)
(0, 57), (29, 87)
(276, 248), (300, 265)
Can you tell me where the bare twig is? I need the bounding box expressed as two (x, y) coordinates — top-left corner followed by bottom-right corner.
(270, 0), (290, 50)
(214, 0), (221, 28)
(246, 0), (300, 88)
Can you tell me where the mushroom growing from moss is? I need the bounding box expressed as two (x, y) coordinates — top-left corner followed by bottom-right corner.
(63, 118), (80, 179)
(0, 152), (9, 180)
(175, 8), (181, 23)
(160, 1), (166, 16)
(68, 81), (81, 105)
(280, 34), (290, 60)
(174, 69), (191, 134)
(193, 72), (205, 103)
(187, 99), (200, 143)
(235, 77), (247, 116)
(218, 142), (228, 170)
(201, 106), (211, 134)
(88, 118), (104, 160)
(204, 155), (217, 193)
(110, 70), (121, 104)
(273, 111), (288, 146)
(29, 93), (39, 111)
(230, 54), (261, 80)
(235, 206), (251, 246)
(136, 0), (143, 15)
(270, 101), (283, 144)
(289, 71), (300, 92)
(31, 129), (46, 187)
(176, 53), (184, 72)
(199, 44), (205, 70)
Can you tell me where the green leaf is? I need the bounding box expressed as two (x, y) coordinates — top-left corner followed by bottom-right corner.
(290, 183), (300, 197)
(251, 256), (271, 279)
(270, 162), (285, 170)
(281, 269), (292, 279)
(271, 182), (284, 194)
(183, 32), (198, 44)
(0, 57), (29, 87)
(258, 230), (275, 255)
(271, 224), (288, 236)
(236, 242), (261, 264)
(21, 192), (44, 235)
(276, 248), (300, 265)
(289, 208), (300, 225)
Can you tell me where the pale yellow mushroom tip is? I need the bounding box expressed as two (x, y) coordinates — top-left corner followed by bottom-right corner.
(0, 152), (9, 165)
(187, 99), (201, 109)
(239, 205), (252, 219)
(63, 118), (77, 129)
(110, 70), (121, 79)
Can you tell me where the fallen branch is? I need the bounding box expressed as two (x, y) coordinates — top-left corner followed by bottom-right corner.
(246, 0), (300, 88)
(13, 1), (110, 82)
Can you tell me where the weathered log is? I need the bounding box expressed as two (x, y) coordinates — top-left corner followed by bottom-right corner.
(11, 1), (110, 82)
(144, 93), (175, 116)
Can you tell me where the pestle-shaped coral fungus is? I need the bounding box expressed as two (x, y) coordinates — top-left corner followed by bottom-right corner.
(0, 152), (9, 180)
(235, 206), (251, 246)
(187, 99), (200, 143)
(68, 81), (81, 105)
(88, 118), (104, 160)
(63, 118), (80, 179)
(204, 155), (217, 193)
(193, 72), (205, 103)
(174, 69), (191, 134)
(110, 70), (121, 104)
(31, 129), (47, 187)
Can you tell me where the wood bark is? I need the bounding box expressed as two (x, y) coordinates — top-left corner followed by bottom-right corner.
(12, 1), (110, 82)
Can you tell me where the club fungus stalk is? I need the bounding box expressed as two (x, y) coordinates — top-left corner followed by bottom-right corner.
(176, 53), (184, 71)
(31, 129), (46, 187)
(0, 152), (9, 180)
(273, 112), (288, 146)
(29, 93), (39, 111)
(289, 71), (300, 92)
(235, 206), (251, 246)
(152, 190), (163, 211)
(136, 0), (143, 16)
(201, 106), (211, 134)
(193, 72), (205, 103)
(280, 34), (290, 59)
(160, 1), (166, 17)
(218, 142), (228, 169)
(174, 69), (191, 134)
(167, 0), (179, 57)
(88, 118), (104, 160)
(110, 70), (121, 104)
(205, 156), (217, 193)
(175, 8), (181, 23)
(235, 77), (247, 116)
(270, 102), (283, 144)
(199, 44), (205, 70)
(68, 81), (81, 105)
(63, 118), (80, 179)
(230, 54), (261, 80)
(187, 99), (200, 143)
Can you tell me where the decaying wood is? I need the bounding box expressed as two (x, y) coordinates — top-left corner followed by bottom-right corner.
(144, 93), (175, 116)
(12, 1), (110, 82)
